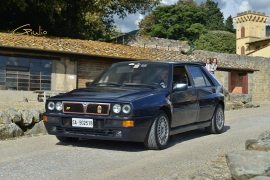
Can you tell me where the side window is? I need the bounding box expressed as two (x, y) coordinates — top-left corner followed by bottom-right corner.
(187, 66), (206, 87)
(173, 66), (191, 86)
(201, 72), (212, 86)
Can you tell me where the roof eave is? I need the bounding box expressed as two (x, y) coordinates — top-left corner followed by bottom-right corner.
(218, 67), (259, 73)
(0, 45), (144, 61)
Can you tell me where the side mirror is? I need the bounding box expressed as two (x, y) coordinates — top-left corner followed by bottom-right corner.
(85, 82), (92, 87)
(173, 83), (188, 91)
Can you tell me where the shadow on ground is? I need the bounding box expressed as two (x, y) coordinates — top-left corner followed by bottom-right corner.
(55, 125), (230, 152)
(169, 125), (230, 148)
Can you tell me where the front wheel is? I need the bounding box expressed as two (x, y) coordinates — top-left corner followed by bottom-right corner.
(56, 136), (79, 142)
(144, 110), (170, 150)
(205, 104), (224, 134)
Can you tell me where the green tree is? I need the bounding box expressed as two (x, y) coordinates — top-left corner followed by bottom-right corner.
(138, 0), (206, 41)
(186, 23), (207, 42)
(0, 0), (161, 40)
(195, 31), (236, 53)
(138, 13), (157, 36)
(202, 0), (225, 31)
(225, 15), (235, 33)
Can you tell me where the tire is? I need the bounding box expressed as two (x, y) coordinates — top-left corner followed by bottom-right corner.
(56, 136), (79, 142)
(205, 104), (224, 134)
(144, 110), (170, 150)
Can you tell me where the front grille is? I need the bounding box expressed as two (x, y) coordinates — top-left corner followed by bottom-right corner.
(63, 103), (84, 113)
(56, 127), (114, 137)
(87, 104), (109, 115)
(62, 102), (110, 115)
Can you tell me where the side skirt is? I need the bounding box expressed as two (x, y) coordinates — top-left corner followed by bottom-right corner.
(170, 120), (211, 136)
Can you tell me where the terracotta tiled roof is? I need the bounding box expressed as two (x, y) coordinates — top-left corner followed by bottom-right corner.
(0, 33), (259, 72)
(0, 33), (173, 60)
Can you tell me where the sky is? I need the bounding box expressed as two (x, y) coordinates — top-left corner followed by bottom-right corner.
(114, 0), (270, 33)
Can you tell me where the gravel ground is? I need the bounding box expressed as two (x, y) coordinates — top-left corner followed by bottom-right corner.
(0, 102), (270, 180)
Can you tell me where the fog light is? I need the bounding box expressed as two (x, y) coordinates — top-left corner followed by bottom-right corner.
(50, 126), (57, 133)
(122, 120), (134, 127)
(48, 116), (60, 123)
(106, 120), (122, 126)
(114, 130), (122, 137)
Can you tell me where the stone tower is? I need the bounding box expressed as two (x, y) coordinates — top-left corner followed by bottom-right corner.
(233, 10), (269, 55)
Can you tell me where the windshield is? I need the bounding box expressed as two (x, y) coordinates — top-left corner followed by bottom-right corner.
(91, 62), (169, 88)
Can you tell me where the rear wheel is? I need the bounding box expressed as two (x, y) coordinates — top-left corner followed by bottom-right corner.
(56, 136), (79, 142)
(205, 104), (224, 134)
(144, 110), (170, 150)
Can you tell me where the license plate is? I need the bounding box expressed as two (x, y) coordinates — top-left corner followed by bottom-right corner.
(72, 118), (93, 128)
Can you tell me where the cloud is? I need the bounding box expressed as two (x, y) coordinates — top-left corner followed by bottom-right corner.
(239, 0), (251, 12)
(114, 14), (144, 33)
(114, 0), (270, 33)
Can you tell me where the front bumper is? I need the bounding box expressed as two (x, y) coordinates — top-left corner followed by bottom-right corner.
(43, 113), (154, 142)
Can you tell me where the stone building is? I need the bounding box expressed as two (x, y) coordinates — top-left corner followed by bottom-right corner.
(233, 10), (270, 57)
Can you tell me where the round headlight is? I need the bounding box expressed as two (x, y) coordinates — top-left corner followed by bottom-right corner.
(47, 101), (55, 110)
(122, 104), (131, 114)
(55, 102), (62, 111)
(113, 104), (121, 114)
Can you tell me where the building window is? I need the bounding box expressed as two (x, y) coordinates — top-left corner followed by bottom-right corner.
(241, 46), (245, 55)
(241, 27), (245, 38)
(255, 45), (260, 49)
(0, 55), (52, 91)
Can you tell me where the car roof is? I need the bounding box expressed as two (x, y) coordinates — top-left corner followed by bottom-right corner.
(117, 60), (205, 66)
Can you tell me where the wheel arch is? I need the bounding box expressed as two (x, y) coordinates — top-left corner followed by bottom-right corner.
(160, 106), (172, 125)
(218, 100), (225, 110)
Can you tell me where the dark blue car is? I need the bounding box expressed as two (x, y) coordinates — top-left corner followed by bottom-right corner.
(43, 61), (225, 150)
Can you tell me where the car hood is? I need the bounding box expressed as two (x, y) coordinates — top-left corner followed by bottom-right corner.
(51, 87), (160, 102)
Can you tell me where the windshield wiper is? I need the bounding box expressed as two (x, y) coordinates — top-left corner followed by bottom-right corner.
(94, 82), (121, 87)
(123, 83), (157, 89)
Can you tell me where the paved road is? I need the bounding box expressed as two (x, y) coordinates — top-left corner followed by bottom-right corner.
(1, 104), (270, 180)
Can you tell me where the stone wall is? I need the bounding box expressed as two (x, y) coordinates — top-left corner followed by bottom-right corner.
(0, 102), (46, 140)
(116, 35), (190, 51)
(51, 57), (77, 91)
(77, 59), (116, 88)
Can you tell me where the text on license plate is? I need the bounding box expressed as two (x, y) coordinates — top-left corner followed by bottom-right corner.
(72, 118), (93, 128)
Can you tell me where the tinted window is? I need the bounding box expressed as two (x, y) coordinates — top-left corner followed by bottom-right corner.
(202, 72), (213, 86)
(173, 66), (191, 86)
(0, 55), (52, 91)
(92, 62), (169, 89)
(187, 66), (206, 87)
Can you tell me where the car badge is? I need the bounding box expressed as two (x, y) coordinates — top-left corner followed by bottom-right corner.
(66, 107), (70, 110)
(97, 105), (102, 113)
(83, 103), (87, 106)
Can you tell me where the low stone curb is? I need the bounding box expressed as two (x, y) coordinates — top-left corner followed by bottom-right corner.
(226, 131), (270, 180)
(0, 107), (46, 140)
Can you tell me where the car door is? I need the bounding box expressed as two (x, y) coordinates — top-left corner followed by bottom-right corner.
(186, 66), (216, 123)
(171, 65), (199, 127)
